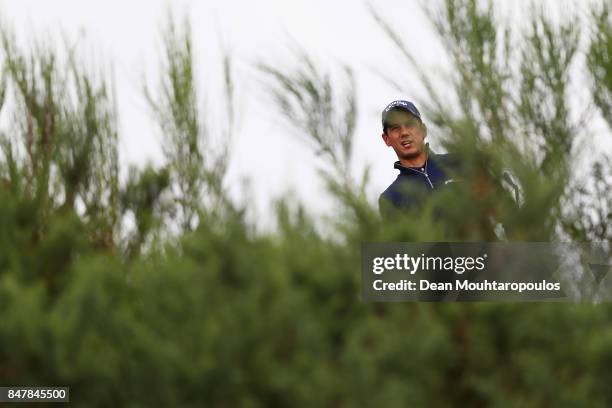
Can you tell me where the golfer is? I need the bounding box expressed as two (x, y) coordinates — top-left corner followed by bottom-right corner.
(379, 100), (458, 217)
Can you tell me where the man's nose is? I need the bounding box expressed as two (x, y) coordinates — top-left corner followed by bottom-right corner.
(400, 125), (412, 135)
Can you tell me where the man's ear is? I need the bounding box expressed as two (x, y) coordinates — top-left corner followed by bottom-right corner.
(381, 132), (391, 146)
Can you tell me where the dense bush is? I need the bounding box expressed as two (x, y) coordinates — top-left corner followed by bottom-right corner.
(0, 0), (611, 406)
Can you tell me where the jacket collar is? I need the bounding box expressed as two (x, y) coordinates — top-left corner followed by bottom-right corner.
(394, 145), (438, 175)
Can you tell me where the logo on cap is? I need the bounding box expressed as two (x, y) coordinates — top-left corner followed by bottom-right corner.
(382, 100), (421, 127)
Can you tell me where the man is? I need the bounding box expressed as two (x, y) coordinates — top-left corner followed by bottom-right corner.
(379, 100), (458, 217)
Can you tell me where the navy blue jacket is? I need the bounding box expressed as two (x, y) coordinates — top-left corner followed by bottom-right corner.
(379, 152), (459, 217)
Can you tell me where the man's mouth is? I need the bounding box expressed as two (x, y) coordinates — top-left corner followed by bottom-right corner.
(401, 141), (413, 148)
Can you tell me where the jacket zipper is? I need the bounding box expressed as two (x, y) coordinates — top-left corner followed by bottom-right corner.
(423, 172), (434, 189)
(399, 159), (435, 189)
(404, 168), (434, 189)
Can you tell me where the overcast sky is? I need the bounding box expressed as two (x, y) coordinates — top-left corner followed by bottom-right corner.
(0, 0), (608, 225)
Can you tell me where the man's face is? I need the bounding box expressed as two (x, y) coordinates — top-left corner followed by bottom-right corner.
(382, 110), (426, 160)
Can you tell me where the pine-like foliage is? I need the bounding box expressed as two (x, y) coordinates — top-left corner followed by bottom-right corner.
(0, 2), (611, 406)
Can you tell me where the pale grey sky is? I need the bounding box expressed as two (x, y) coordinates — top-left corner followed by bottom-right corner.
(0, 0), (608, 225)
